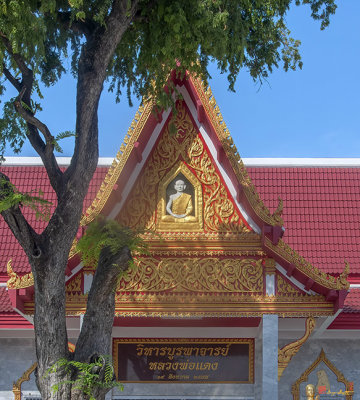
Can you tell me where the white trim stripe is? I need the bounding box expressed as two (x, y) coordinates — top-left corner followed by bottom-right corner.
(2, 156), (360, 167)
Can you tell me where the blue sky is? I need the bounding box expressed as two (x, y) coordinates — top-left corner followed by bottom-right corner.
(4, 0), (360, 159)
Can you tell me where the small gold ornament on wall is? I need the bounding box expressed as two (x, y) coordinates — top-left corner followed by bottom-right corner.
(292, 349), (354, 400)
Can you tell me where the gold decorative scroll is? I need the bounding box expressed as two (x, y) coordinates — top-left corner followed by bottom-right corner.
(278, 316), (316, 381)
(117, 257), (263, 293)
(277, 275), (300, 295)
(6, 259), (34, 289)
(292, 349), (354, 400)
(12, 343), (74, 400)
(13, 362), (37, 400)
(117, 101), (250, 234)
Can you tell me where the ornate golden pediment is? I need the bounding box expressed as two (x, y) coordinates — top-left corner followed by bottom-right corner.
(117, 100), (250, 236)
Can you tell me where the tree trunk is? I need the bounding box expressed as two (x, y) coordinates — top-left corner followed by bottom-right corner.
(34, 244), (131, 400)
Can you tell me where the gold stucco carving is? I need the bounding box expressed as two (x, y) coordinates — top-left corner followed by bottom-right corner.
(278, 316), (316, 381)
(117, 257), (263, 293)
(6, 259), (34, 289)
(66, 273), (82, 295)
(60, 290), (333, 317)
(117, 101), (250, 234)
(264, 258), (276, 275)
(277, 275), (300, 295)
(265, 238), (350, 291)
(13, 362), (37, 400)
(292, 349), (354, 400)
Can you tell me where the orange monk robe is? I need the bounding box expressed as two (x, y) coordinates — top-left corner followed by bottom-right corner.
(171, 193), (193, 215)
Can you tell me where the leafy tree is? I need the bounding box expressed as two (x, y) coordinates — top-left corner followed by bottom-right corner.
(0, 0), (336, 399)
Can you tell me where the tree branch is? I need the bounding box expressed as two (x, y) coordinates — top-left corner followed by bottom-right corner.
(66, 0), (139, 189)
(2, 64), (21, 91)
(56, 11), (98, 38)
(1, 34), (64, 195)
(14, 88), (54, 144)
(0, 172), (42, 259)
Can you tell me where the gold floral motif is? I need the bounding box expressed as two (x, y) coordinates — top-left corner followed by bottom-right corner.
(278, 317), (316, 380)
(292, 349), (354, 400)
(266, 238), (349, 291)
(277, 275), (300, 295)
(80, 100), (154, 226)
(117, 101), (250, 234)
(189, 75), (283, 227)
(6, 259), (34, 289)
(69, 237), (79, 259)
(66, 273), (82, 294)
(117, 257), (263, 293)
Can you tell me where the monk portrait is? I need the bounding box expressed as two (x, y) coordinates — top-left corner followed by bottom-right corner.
(166, 179), (193, 218)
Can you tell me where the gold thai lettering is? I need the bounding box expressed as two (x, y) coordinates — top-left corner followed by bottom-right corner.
(221, 344), (231, 356)
(136, 344), (144, 356)
(211, 362), (218, 371)
(213, 347), (221, 356)
(199, 348), (207, 356)
(183, 347), (193, 356)
(189, 362), (195, 370)
(172, 362), (179, 371)
(158, 362), (165, 370)
(149, 362), (157, 370)
(167, 347), (176, 360)
(179, 361), (189, 370)
(144, 347), (154, 356)
(175, 347), (182, 356)
(165, 362), (172, 370)
(159, 347), (167, 356)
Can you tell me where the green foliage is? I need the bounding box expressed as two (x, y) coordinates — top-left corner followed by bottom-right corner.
(76, 217), (148, 267)
(46, 355), (123, 399)
(0, 0), (337, 155)
(52, 130), (76, 153)
(0, 177), (51, 220)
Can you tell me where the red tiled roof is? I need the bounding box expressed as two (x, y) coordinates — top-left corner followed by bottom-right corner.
(0, 287), (14, 312)
(343, 288), (360, 313)
(1, 165), (360, 279)
(328, 288), (360, 328)
(247, 167), (360, 275)
(0, 166), (108, 276)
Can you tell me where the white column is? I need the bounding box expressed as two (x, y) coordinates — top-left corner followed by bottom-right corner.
(262, 314), (278, 400)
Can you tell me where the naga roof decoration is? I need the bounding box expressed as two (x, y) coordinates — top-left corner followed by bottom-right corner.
(3, 70), (350, 320)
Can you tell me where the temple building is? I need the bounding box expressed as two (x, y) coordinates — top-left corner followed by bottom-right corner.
(0, 72), (359, 400)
